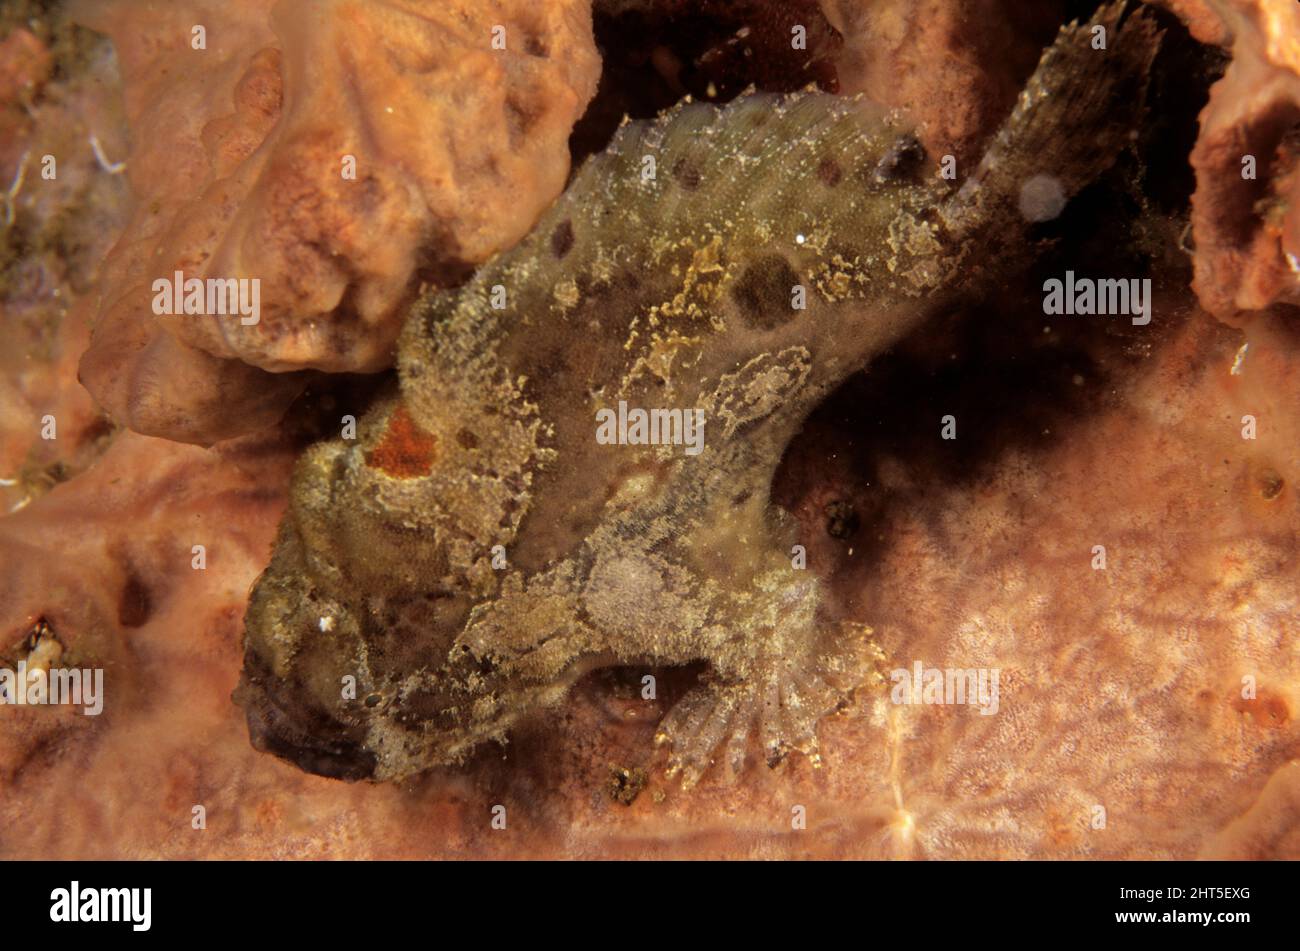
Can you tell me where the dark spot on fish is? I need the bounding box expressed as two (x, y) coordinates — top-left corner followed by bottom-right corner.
(817, 157), (842, 187)
(551, 219), (575, 259)
(672, 157), (702, 190)
(731, 253), (801, 329)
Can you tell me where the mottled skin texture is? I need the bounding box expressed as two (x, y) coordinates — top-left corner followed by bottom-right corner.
(237, 5), (1160, 784)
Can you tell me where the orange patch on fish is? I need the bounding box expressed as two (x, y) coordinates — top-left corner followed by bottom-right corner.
(366, 404), (437, 477)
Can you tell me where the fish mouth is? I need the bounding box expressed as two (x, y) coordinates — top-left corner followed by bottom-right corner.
(234, 651), (378, 782)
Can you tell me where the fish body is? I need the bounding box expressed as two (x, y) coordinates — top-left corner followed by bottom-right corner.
(237, 4), (1159, 783)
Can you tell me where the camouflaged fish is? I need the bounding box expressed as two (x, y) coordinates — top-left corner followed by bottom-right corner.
(236, 4), (1159, 784)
